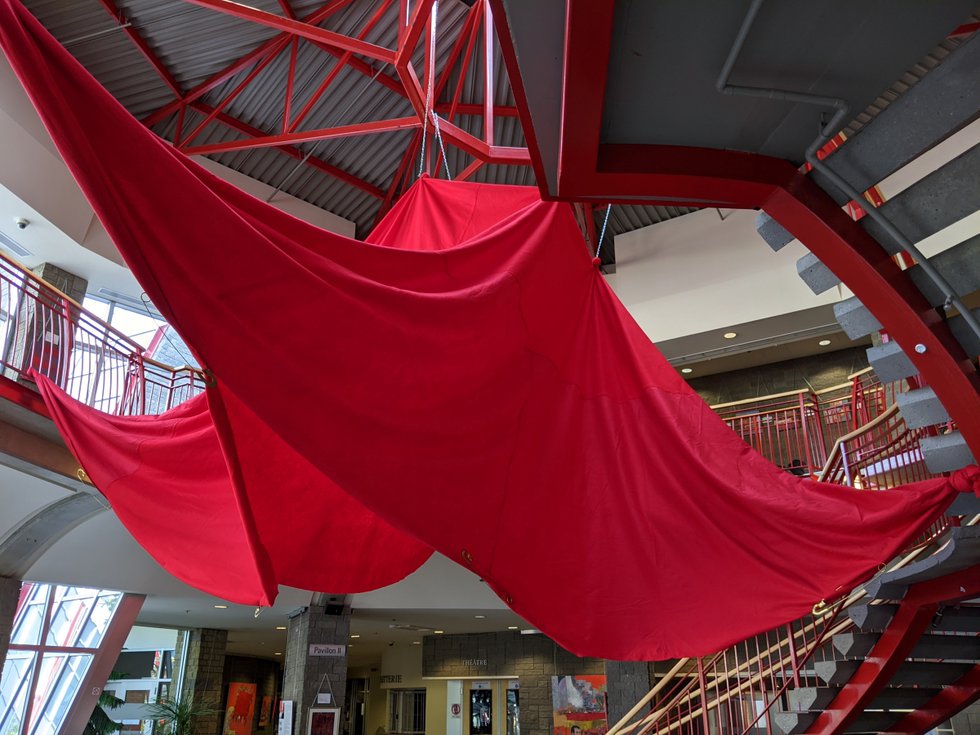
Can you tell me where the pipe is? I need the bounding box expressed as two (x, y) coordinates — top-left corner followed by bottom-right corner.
(717, 0), (980, 344)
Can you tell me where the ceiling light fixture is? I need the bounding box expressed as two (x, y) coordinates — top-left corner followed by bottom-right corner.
(723, 332), (737, 339)
(350, 634), (360, 639)
(274, 652), (282, 656)
(474, 615), (486, 619)
(434, 630), (445, 634)
(818, 339), (831, 346)
(681, 368), (693, 374)
(275, 626), (287, 630)
(507, 626), (519, 630)
(213, 604), (228, 609)
(412, 641), (421, 645)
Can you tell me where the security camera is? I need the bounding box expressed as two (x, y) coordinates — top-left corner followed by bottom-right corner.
(14, 218), (29, 230)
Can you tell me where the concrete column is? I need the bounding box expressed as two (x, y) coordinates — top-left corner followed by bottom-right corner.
(282, 603), (351, 735)
(603, 661), (651, 729)
(4, 262), (88, 385)
(0, 576), (22, 684)
(180, 628), (229, 735)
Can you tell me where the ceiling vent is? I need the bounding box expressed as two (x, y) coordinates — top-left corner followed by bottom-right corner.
(0, 230), (32, 258)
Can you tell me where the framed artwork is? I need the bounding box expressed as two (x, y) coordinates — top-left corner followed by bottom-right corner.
(551, 675), (608, 735)
(307, 708), (340, 735)
(225, 682), (257, 735)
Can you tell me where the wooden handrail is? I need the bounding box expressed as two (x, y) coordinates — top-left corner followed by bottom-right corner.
(818, 404), (900, 479)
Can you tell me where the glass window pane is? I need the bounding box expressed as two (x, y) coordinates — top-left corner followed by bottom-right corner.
(0, 651), (35, 735)
(29, 653), (92, 735)
(46, 587), (119, 648)
(11, 584), (46, 646)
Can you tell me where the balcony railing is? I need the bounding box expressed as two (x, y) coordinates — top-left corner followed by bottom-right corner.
(0, 252), (204, 416)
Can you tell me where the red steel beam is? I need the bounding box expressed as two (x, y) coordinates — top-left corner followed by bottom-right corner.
(456, 159), (484, 181)
(482, 0), (494, 146)
(145, 0), (356, 127)
(884, 665), (980, 735)
(97, 0), (183, 97)
(289, 0), (395, 134)
(805, 568), (980, 735)
(432, 1), (482, 109)
(183, 0), (396, 63)
(182, 116), (421, 156)
(283, 37), (299, 133)
(190, 102), (384, 198)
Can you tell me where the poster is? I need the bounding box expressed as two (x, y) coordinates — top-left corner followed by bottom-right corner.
(259, 696), (273, 728)
(551, 675), (608, 735)
(224, 682), (257, 735)
(307, 708), (340, 735)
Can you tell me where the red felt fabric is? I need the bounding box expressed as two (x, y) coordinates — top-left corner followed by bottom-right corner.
(35, 374), (433, 604)
(3, 0), (974, 660)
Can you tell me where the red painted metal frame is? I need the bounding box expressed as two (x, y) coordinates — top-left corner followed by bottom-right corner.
(884, 665), (980, 735)
(804, 567), (980, 735)
(491, 0), (980, 457)
(99, 0), (530, 213)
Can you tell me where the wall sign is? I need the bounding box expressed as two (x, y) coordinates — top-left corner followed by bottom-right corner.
(309, 644), (346, 657)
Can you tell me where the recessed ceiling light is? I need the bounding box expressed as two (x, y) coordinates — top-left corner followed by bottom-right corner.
(434, 630), (445, 634)
(274, 652), (282, 656)
(474, 615), (486, 619)
(818, 339), (831, 346)
(723, 332), (737, 339)
(507, 626), (519, 630)
(276, 626), (287, 630)
(412, 641), (421, 645)
(213, 604), (228, 609)
(350, 634), (360, 639)
(681, 368), (693, 374)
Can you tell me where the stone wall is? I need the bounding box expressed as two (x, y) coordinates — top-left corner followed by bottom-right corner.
(181, 628), (229, 735)
(0, 577), (21, 679)
(689, 347), (870, 405)
(423, 632), (604, 735)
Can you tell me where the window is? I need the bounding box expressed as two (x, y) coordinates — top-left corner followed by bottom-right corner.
(388, 689), (425, 735)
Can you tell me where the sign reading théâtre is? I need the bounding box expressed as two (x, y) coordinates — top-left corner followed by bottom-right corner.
(309, 643), (347, 657)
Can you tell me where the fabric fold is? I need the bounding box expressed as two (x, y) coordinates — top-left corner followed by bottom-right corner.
(3, 0), (974, 659)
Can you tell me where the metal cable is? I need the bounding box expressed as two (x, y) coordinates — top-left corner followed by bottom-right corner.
(595, 204), (612, 260)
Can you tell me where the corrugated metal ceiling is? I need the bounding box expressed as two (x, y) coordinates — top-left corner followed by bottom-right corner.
(17, 1), (974, 239)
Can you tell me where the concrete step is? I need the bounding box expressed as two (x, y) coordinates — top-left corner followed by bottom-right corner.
(866, 340), (916, 382)
(756, 211), (795, 252)
(811, 32), (980, 204)
(834, 296), (881, 340)
(907, 233), (980, 307)
(920, 430), (976, 473)
(948, 492), (980, 516)
(866, 527), (980, 599)
(948, 307), (980, 358)
(772, 710), (816, 735)
(814, 659), (972, 687)
(895, 386), (949, 428)
(849, 603), (980, 633)
(861, 143), (980, 255)
(797, 251), (840, 295)
(833, 631), (980, 661)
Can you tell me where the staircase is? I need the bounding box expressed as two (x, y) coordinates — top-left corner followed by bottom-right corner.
(773, 527), (980, 735)
(755, 29), (980, 477)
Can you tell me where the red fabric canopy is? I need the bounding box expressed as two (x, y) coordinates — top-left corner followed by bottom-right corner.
(3, 0), (975, 660)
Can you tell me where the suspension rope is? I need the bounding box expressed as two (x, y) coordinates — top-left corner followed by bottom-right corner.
(595, 204), (612, 261)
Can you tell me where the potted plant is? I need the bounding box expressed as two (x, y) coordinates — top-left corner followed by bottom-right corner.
(147, 697), (219, 735)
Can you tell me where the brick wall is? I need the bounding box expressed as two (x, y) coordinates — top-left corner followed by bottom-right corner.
(423, 632), (605, 735)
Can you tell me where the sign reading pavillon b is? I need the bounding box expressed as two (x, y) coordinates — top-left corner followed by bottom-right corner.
(309, 643), (347, 657)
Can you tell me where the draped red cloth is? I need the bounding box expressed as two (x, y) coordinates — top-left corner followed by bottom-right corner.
(2, 0), (975, 660)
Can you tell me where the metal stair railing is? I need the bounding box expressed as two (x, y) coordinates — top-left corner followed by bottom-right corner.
(607, 516), (978, 735)
(0, 251), (205, 415)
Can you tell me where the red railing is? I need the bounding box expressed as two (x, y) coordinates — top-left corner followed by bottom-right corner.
(0, 252), (204, 415)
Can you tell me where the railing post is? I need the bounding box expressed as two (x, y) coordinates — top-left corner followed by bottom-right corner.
(840, 442), (852, 487)
(696, 657), (711, 735)
(785, 622), (801, 688)
(799, 391), (817, 474)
